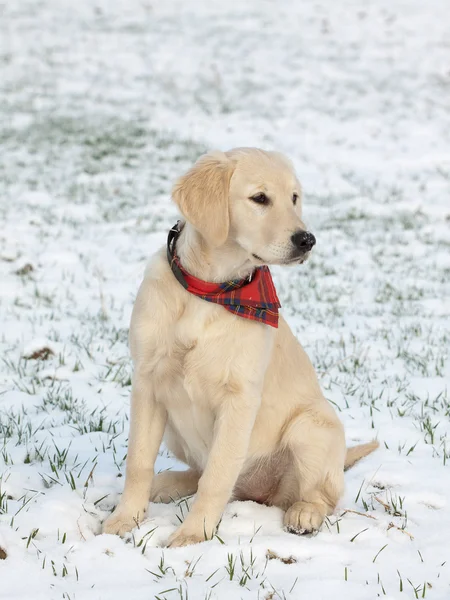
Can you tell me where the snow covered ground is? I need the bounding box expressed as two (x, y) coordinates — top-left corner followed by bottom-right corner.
(1, 0), (449, 598)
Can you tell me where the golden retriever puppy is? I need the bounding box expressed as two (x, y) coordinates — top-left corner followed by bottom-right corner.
(103, 148), (378, 547)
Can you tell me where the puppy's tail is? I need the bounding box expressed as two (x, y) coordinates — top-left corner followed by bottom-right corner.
(344, 440), (379, 471)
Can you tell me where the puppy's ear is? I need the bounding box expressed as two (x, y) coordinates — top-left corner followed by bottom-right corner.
(172, 151), (233, 247)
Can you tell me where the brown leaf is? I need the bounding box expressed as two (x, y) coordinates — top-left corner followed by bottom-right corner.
(24, 347), (54, 360)
(266, 549), (297, 564)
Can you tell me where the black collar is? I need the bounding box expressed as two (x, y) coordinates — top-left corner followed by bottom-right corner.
(167, 221), (188, 289)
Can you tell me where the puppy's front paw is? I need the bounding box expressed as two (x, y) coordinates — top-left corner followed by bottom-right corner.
(102, 506), (144, 537)
(167, 527), (206, 548)
(284, 501), (326, 534)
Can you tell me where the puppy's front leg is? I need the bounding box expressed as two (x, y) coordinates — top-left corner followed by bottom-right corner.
(168, 392), (258, 547)
(103, 368), (167, 536)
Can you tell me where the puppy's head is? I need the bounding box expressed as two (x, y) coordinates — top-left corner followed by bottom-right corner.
(172, 147), (315, 266)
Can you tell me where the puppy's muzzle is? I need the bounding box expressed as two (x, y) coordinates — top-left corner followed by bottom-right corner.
(291, 230), (316, 255)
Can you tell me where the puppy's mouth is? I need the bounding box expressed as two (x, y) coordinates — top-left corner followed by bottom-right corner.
(284, 255), (307, 265)
(286, 249), (313, 264)
(251, 252), (310, 266)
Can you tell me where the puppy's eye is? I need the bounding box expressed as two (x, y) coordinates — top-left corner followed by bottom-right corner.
(293, 193), (298, 205)
(250, 193), (269, 205)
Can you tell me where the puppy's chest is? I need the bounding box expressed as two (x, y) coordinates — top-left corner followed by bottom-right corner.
(151, 309), (221, 458)
(152, 302), (224, 412)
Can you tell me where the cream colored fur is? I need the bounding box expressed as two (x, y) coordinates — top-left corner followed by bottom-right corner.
(103, 148), (378, 547)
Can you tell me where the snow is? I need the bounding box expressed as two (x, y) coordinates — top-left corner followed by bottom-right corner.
(1, 0), (449, 598)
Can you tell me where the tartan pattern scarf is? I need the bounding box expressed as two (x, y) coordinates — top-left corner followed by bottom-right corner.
(167, 222), (281, 328)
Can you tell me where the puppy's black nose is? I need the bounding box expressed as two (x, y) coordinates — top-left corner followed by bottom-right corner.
(291, 230), (316, 252)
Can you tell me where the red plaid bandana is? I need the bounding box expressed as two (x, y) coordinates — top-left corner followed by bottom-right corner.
(167, 222), (281, 328)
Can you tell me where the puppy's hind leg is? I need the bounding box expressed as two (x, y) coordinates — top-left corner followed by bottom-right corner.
(150, 469), (200, 503)
(275, 407), (346, 534)
(150, 427), (202, 503)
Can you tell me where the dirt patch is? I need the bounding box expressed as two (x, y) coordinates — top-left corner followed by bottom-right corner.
(15, 263), (34, 276)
